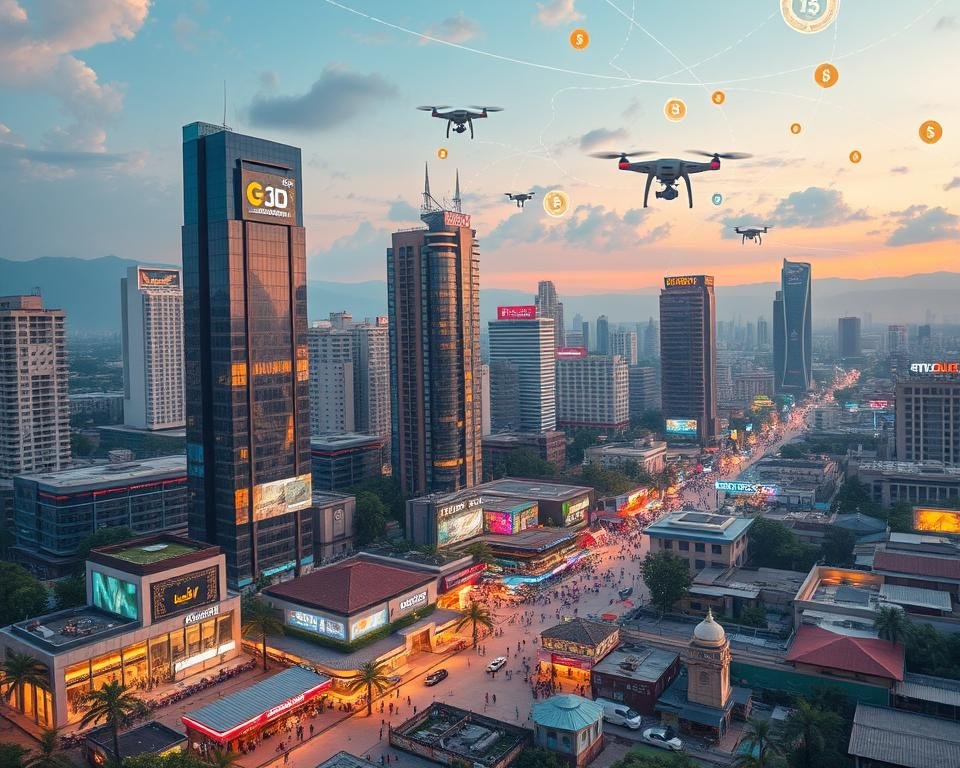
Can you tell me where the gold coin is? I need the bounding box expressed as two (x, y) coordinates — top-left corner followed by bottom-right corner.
(919, 120), (943, 145)
(543, 190), (570, 218)
(437, 148), (448, 159)
(790, 122), (802, 134)
(570, 28), (590, 50)
(781, 0), (840, 35)
(711, 91), (725, 105)
(664, 98), (687, 122)
(849, 150), (862, 164)
(814, 63), (838, 88)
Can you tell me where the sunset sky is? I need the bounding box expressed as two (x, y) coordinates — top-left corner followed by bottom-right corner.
(1, 0), (958, 293)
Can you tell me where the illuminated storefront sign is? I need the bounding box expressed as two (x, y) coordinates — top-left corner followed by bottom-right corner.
(151, 566), (219, 621)
(556, 347), (587, 358)
(664, 275), (712, 288)
(666, 418), (698, 435)
(550, 653), (593, 670)
(184, 605), (220, 626)
(137, 268), (180, 289)
(436, 496), (484, 519)
(562, 497), (590, 525)
(398, 591), (428, 612)
(350, 608), (388, 640)
(174, 641), (236, 673)
(440, 563), (486, 592)
(497, 305), (536, 320)
(868, 400), (889, 409)
(910, 362), (960, 374)
(715, 481), (779, 496)
(285, 609), (346, 640)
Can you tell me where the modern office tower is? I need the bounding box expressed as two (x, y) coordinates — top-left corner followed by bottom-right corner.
(182, 122), (312, 589)
(307, 326), (354, 435)
(773, 260), (813, 395)
(535, 281), (565, 348)
(896, 376), (960, 465)
(556, 355), (629, 431)
(659, 275), (719, 445)
(488, 313), (556, 432)
(481, 363), (491, 437)
(745, 322), (756, 351)
(571, 313), (583, 332)
(388, 166), (482, 496)
(628, 365), (660, 418)
(838, 316), (862, 358)
(918, 324), (932, 346)
(643, 317), (659, 360)
(121, 266), (185, 431)
(351, 317), (390, 442)
(887, 324), (908, 354)
(610, 330), (638, 366)
(596, 315), (610, 355)
(757, 316), (769, 349)
(0, 295), (71, 478)
(489, 360), (521, 432)
(564, 329), (584, 347)
(581, 321), (590, 351)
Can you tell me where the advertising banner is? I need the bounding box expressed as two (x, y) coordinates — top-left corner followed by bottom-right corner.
(442, 211), (471, 228)
(665, 418), (698, 435)
(556, 347), (587, 358)
(551, 653), (592, 670)
(437, 507), (483, 546)
(913, 507), (960, 534)
(350, 608), (388, 641)
(240, 473), (312, 524)
(664, 275), (712, 288)
(440, 563), (486, 592)
(137, 268), (180, 289)
(562, 496), (590, 525)
(286, 609), (347, 640)
(909, 362), (960, 374)
(240, 169), (298, 226)
(151, 566), (219, 621)
(497, 305), (537, 320)
(715, 480), (779, 496)
(91, 572), (139, 620)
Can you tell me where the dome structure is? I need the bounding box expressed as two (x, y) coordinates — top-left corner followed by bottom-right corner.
(692, 608), (726, 647)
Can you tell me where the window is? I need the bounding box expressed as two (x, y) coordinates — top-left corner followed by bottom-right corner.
(679, 541), (689, 551)
(695, 542), (705, 553)
(663, 539), (672, 550)
(711, 544), (722, 554)
(695, 559), (705, 569)
(699, 671), (709, 685)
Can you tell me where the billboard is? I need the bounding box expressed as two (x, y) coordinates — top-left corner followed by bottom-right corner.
(440, 563), (486, 592)
(91, 572), (139, 620)
(556, 347), (587, 358)
(909, 362), (960, 374)
(285, 609), (347, 640)
(350, 608), (388, 641)
(437, 507), (484, 546)
(715, 480), (779, 496)
(137, 268), (180, 289)
(240, 168), (298, 226)
(151, 566), (219, 621)
(666, 418), (698, 435)
(240, 474), (313, 524)
(497, 305), (537, 320)
(562, 496), (590, 525)
(484, 502), (537, 535)
(664, 275), (713, 288)
(913, 507), (960, 534)
(868, 400), (890, 409)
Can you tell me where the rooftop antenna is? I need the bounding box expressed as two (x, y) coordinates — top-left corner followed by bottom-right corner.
(453, 169), (462, 213)
(421, 162), (440, 212)
(222, 80), (232, 131)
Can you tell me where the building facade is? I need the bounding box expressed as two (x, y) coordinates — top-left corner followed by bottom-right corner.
(535, 281), (564, 348)
(596, 315), (610, 355)
(773, 260), (813, 395)
(121, 266), (185, 430)
(556, 355), (629, 431)
(628, 365), (660, 418)
(181, 122), (313, 589)
(610, 330), (638, 366)
(488, 361), (520, 433)
(645, 512), (753, 572)
(307, 326), (355, 435)
(895, 377), (960, 465)
(838, 316), (862, 358)
(351, 317), (391, 442)
(310, 433), (386, 492)
(488, 313), (556, 432)
(0, 295), (71, 478)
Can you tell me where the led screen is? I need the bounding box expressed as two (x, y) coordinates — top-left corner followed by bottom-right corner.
(665, 418), (698, 435)
(91, 572), (139, 620)
(438, 508), (483, 546)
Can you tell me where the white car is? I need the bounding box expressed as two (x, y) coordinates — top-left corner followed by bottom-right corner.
(486, 656), (507, 673)
(642, 727), (683, 751)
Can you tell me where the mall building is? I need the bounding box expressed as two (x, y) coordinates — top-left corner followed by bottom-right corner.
(0, 534), (240, 729)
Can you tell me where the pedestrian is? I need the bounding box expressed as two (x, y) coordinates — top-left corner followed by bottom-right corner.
(284, 751), (289, 765)
(379, 728), (383, 740)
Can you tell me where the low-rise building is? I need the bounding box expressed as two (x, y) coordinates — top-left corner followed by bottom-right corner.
(532, 694), (604, 767)
(584, 439), (667, 476)
(69, 392), (124, 425)
(310, 491), (356, 563)
(785, 625), (904, 691)
(847, 703), (960, 768)
(310, 433), (386, 492)
(539, 618), (620, 681)
(95, 424), (186, 460)
(684, 566), (807, 626)
(870, 532), (960, 602)
(590, 644), (680, 714)
(481, 430), (567, 474)
(851, 459), (960, 508)
(645, 512), (753, 572)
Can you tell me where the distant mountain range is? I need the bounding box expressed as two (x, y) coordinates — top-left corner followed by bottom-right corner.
(2, 256), (958, 333)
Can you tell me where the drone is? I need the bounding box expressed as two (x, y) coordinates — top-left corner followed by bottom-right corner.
(590, 149), (752, 208)
(416, 105), (504, 138)
(734, 226), (771, 245)
(505, 192), (535, 208)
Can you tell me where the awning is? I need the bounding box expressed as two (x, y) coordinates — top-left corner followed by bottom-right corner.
(182, 666), (330, 743)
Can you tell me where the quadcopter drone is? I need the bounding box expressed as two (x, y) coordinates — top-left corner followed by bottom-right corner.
(505, 192), (535, 208)
(734, 226), (771, 245)
(590, 149), (752, 208)
(417, 105), (503, 138)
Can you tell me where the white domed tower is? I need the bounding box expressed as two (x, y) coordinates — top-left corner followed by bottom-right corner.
(684, 609), (731, 710)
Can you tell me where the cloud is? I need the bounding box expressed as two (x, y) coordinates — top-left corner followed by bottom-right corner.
(886, 205), (960, 246)
(890, 166), (909, 175)
(259, 70), (278, 90)
(0, 0), (149, 151)
(421, 12), (481, 45)
(935, 15), (956, 30)
(578, 128), (628, 153)
(621, 98), (644, 120)
(310, 221), (392, 281)
(944, 177), (960, 191)
(248, 66), (397, 131)
(0, 124), (142, 178)
(172, 14), (199, 51)
(387, 199), (420, 221)
(769, 187), (870, 228)
(535, 0), (582, 27)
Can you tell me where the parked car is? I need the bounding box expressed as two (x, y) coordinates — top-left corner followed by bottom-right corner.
(486, 656), (507, 673)
(642, 727), (683, 751)
(595, 698), (642, 729)
(424, 669), (449, 686)
(618, 587), (634, 600)
(386, 675), (401, 685)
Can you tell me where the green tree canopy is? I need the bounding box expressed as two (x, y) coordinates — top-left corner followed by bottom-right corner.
(493, 448), (557, 480)
(640, 552), (692, 616)
(79, 681), (148, 768)
(510, 747), (567, 768)
(0, 564), (49, 628)
(241, 595), (283, 672)
(76, 527), (136, 563)
(123, 751), (210, 768)
(355, 491), (388, 545)
(820, 527), (857, 567)
(609, 750), (699, 768)
(831, 477), (881, 517)
(903, 622), (960, 679)
(0, 743), (29, 768)
(778, 444), (805, 459)
(347, 477), (407, 523)
(52, 573), (86, 611)
(885, 501), (913, 533)
(747, 518), (819, 571)
(578, 463), (637, 496)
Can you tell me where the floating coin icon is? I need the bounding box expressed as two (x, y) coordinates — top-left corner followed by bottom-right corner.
(570, 28), (590, 50)
(664, 98), (687, 122)
(544, 190), (570, 217)
(814, 62), (838, 88)
(790, 122), (802, 134)
(711, 91), (725, 105)
(849, 150), (862, 164)
(712, 193), (723, 206)
(919, 120), (943, 145)
(437, 148), (448, 159)
(781, 0), (840, 34)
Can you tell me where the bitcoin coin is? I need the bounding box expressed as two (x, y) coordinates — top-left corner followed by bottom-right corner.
(814, 63), (838, 88)
(790, 123), (802, 134)
(543, 190), (570, 218)
(781, 0), (840, 34)
(919, 120), (943, 145)
(711, 91), (725, 105)
(664, 98), (687, 122)
(849, 150), (862, 164)
(570, 28), (590, 50)
(437, 148), (448, 159)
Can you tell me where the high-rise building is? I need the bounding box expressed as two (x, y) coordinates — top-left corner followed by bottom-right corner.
(918, 324), (932, 346)
(480, 363), (491, 437)
(596, 315), (610, 355)
(745, 322), (756, 351)
(307, 327), (354, 435)
(628, 365), (660, 418)
(610, 330), (638, 366)
(182, 122), (312, 589)
(556, 355), (628, 431)
(388, 166), (482, 496)
(329, 311), (353, 330)
(896, 375), (960, 465)
(564, 329), (584, 347)
(659, 275), (718, 445)
(121, 267), (185, 431)
(535, 281), (565, 348)
(488, 312), (556, 432)
(773, 260), (812, 395)
(488, 360), (520, 432)
(0, 295), (71, 478)
(351, 317), (390, 442)
(838, 316), (862, 358)
(887, 324), (908, 355)
(643, 317), (659, 360)
(757, 316), (769, 349)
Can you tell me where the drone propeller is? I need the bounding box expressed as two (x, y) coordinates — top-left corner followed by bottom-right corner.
(589, 150), (656, 159)
(416, 105), (451, 111)
(686, 150), (753, 159)
(468, 106), (504, 112)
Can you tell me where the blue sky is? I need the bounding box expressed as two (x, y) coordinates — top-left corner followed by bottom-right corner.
(1, 0), (958, 291)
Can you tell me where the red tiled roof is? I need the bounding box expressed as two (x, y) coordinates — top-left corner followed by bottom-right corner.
(264, 558), (433, 615)
(786, 626), (904, 682)
(873, 550), (960, 581)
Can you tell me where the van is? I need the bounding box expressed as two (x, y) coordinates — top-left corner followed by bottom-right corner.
(595, 698), (642, 729)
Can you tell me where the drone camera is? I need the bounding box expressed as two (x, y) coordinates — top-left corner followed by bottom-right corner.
(657, 187), (679, 200)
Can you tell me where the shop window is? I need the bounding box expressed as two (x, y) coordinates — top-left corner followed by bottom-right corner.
(171, 628), (186, 665)
(91, 651), (122, 693)
(186, 623), (202, 658)
(123, 642), (148, 691)
(217, 613), (233, 646)
(561, 735), (571, 751)
(150, 636), (171, 687)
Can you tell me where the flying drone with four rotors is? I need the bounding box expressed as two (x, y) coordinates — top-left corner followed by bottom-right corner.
(505, 192), (535, 208)
(589, 149), (753, 208)
(416, 105), (504, 138)
(734, 226), (771, 245)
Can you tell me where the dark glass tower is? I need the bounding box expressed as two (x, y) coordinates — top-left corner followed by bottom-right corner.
(774, 259), (812, 394)
(182, 122), (312, 589)
(838, 316), (861, 358)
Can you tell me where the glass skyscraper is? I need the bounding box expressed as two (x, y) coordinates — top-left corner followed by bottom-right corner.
(181, 122), (312, 589)
(774, 259), (813, 394)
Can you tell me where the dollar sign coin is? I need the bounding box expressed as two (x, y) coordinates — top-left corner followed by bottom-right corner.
(919, 120), (943, 145)
(543, 190), (570, 217)
(570, 28), (590, 50)
(849, 150), (862, 164)
(814, 63), (838, 88)
(790, 123), (802, 134)
(711, 91), (725, 105)
(664, 98), (687, 122)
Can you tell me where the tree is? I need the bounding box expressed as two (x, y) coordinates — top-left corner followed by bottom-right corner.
(885, 501), (913, 533)
(348, 660), (393, 717)
(123, 752), (209, 768)
(76, 527), (135, 563)
(778, 444), (804, 459)
(463, 541), (494, 565)
(903, 622), (960, 679)
(354, 491), (388, 546)
(202, 748), (242, 768)
(52, 574), (86, 611)
(70, 433), (95, 457)
(454, 601), (494, 647)
(348, 477), (407, 524)
(566, 429), (602, 466)
(831, 477), (881, 518)
(498, 449), (556, 479)
(78, 681), (148, 768)
(609, 750), (698, 768)
(22, 729), (72, 768)
(779, 699), (846, 768)
(821, 528), (857, 567)
(736, 717), (781, 768)
(640, 552), (692, 617)
(874, 606), (909, 645)
(241, 596), (283, 672)
(747, 518), (818, 571)
(0, 743), (28, 768)
(0, 564), (49, 628)
(0, 651), (48, 719)
(738, 606), (767, 629)
(510, 747), (566, 768)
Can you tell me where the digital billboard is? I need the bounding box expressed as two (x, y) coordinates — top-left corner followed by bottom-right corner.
(715, 480), (779, 496)
(664, 275), (713, 288)
(665, 418), (698, 435)
(497, 305), (537, 320)
(350, 608), (388, 641)
(913, 507), (960, 534)
(286, 609), (347, 640)
(562, 496), (590, 525)
(91, 572), (139, 620)
(241, 473), (312, 524)
(151, 566), (219, 621)
(909, 362), (960, 374)
(137, 268), (180, 289)
(240, 168), (298, 226)
(556, 347), (587, 358)
(484, 502), (537, 535)
(437, 507), (483, 546)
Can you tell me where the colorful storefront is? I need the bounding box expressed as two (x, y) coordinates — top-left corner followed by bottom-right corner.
(483, 496), (538, 535)
(539, 619), (620, 683)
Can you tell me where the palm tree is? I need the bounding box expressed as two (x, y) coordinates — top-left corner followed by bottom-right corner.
(203, 746), (243, 768)
(0, 650), (48, 719)
(348, 660), (393, 717)
(735, 717), (781, 768)
(874, 605), (909, 645)
(79, 681), (148, 768)
(241, 595), (283, 672)
(454, 602), (494, 647)
(23, 728), (73, 768)
(780, 700), (825, 768)
(464, 541), (494, 565)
